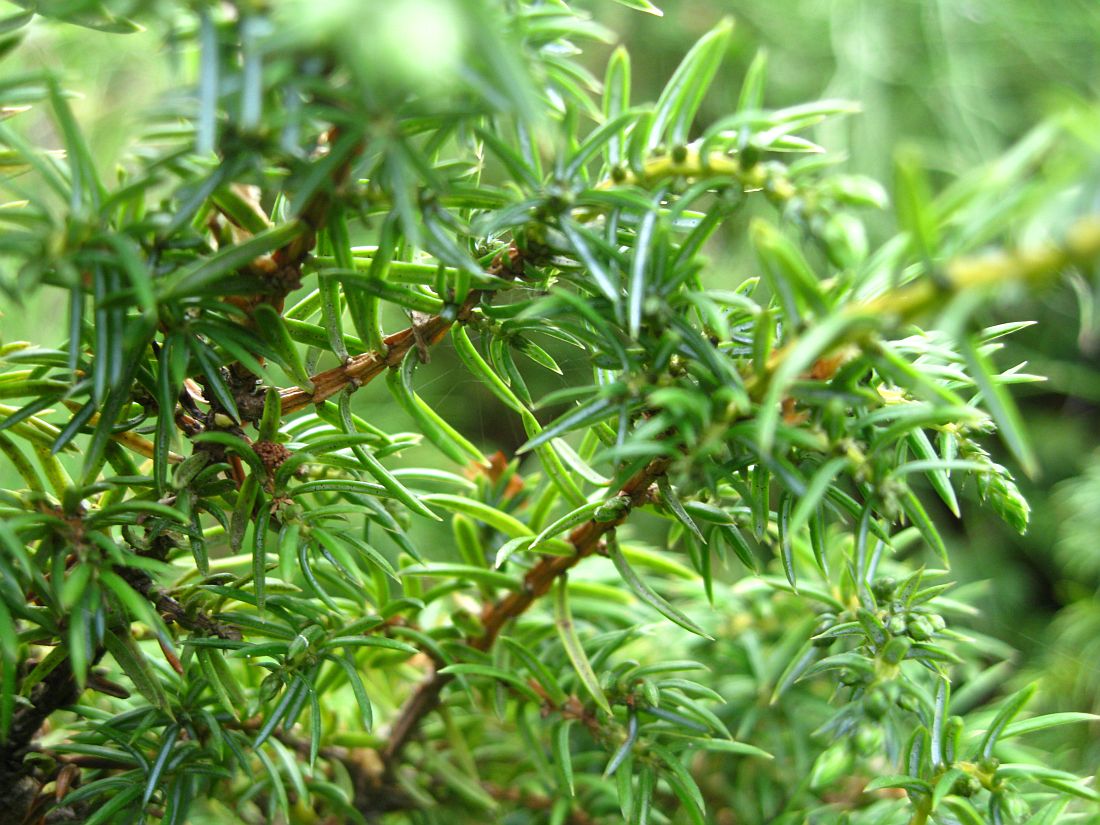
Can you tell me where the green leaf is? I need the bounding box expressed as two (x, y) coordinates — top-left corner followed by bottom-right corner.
(322, 636), (417, 654)
(894, 146), (939, 263)
(976, 682), (1038, 759)
(603, 46), (632, 167)
(756, 311), (871, 451)
(628, 205), (659, 339)
(651, 744), (705, 813)
(428, 753), (499, 812)
(528, 500), (602, 552)
(154, 333), (186, 491)
(648, 19), (734, 147)
(552, 720), (576, 796)
(359, 213), (395, 352)
(864, 775), (933, 794)
(777, 492), (796, 588)
(49, 79), (102, 212)
(421, 494), (532, 539)
(438, 664), (542, 704)
(255, 676), (303, 748)
(1001, 712), (1100, 739)
(89, 500), (188, 526)
(516, 391), (621, 455)
(99, 570), (171, 642)
(559, 218), (622, 308)
(566, 108), (648, 180)
(328, 654), (374, 731)
(35, 0), (142, 33)
(387, 353), (487, 467)
(400, 563), (521, 591)
(932, 766), (966, 811)
(143, 724), (180, 805)
(907, 429), (961, 517)
(737, 50), (768, 114)
(939, 799), (985, 825)
(490, 336), (530, 405)
(769, 639), (818, 704)
(610, 0), (663, 16)
(931, 677), (950, 767)
(689, 738), (773, 759)
(1035, 776), (1100, 803)
(1021, 800), (1071, 825)
(0, 120), (69, 199)
(254, 304), (314, 391)
(608, 538), (713, 639)
(788, 456), (848, 540)
(0, 9), (33, 35)
(475, 125), (540, 188)
(452, 325), (526, 414)
(50, 400), (95, 456)
(321, 269), (444, 314)
(750, 218), (828, 324)
(239, 15), (263, 130)
(82, 786), (143, 825)
(253, 505), (271, 611)
(900, 489), (949, 565)
(632, 763), (655, 825)
(554, 576), (612, 715)
(103, 629), (170, 713)
(312, 527), (375, 584)
(161, 221), (304, 300)
(190, 338), (240, 423)
(291, 479), (388, 498)
(333, 392), (439, 521)
(197, 648), (246, 717)
(657, 476), (705, 545)
(960, 334), (1039, 478)
(196, 10), (219, 153)
(800, 651), (875, 681)
(501, 637), (568, 706)
(0, 597), (19, 738)
(607, 712), (639, 777)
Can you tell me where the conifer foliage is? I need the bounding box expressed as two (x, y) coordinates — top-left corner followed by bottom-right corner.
(0, 1), (1098, 823)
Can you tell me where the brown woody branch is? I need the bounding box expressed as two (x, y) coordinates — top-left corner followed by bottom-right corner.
(114, 566), (241, 641)
(278, 245), (523, 415)
(377, 455), (671, 775)
(1, 568), (239, 819)
(278, 304), (459, 415)
(200, 126), (370, 435)
(250, 127), (362, 317)
(0, 659), (82, 822)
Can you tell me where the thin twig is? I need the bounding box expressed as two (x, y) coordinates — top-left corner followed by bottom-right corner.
(0, 658), (81, 821)
(114, 566), (241, 641)
(747, 214), (1100, 400)
(278, 245), (523, 414)
(379, 456), (671, 771)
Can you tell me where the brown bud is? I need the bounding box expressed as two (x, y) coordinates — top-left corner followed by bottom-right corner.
(254, 440), (292, 473)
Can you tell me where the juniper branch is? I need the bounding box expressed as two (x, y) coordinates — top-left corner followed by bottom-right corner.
(278, 245), (524, 414)
(377, 456), (671, 773)
(747, 214), (1100, 400)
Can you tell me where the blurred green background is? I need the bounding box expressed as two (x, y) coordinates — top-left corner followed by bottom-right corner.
(2, 0), (1097, 753)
